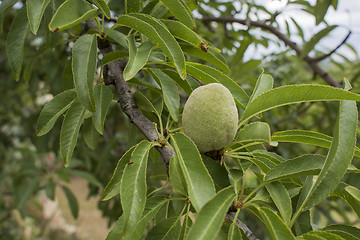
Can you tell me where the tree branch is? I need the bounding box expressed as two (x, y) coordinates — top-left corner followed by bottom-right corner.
(311, 31), (351, 62)
(97, 38), (174, 172)
(226, 213), (259, 240)
(201, 16), (342, 88)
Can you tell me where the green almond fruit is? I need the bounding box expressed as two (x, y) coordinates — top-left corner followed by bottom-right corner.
(182, 83), (238, 152)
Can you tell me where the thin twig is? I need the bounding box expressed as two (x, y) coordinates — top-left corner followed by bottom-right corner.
(311, 31), (352, 62)
(201, 16), (342, 88)
(226, 213), (260, 240)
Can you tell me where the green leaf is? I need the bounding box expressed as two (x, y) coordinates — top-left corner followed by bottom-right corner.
(301, 25), (337, 58)
(92, 0), (111, 18)
(161, 19), (203, 47)
(150, 69), (180, 122)
(101, 50), (128, 66)
(126, 0), (141, 13)
(120, 140), (152, 236)
(344, 185), (360, 202)
(303, 231), (345, 240)
(272, 130), (360, 158)
(161, 69), (193, 96)
(227, 223), (243, 240)
(133, 91), (162, 122)
(169, 155), (187, 195)
(68, 169), (102, 187)
(323, 224), (360, 239)
(314, 0), (332, 25)
(37, 89), (77, 136)
(258, 207), (295, 240)
(236, 122), (271, 144)
(295, 99), (358, 217)
(116, 13), (186, 79)
(26, 0), (51, 34)
(82, 118), (100, 150)
(6, 7), (28, 81)
(202, 155), (230, 191)
(186, 186), (235, 240)
(324, 230), (358, 240)
(16, 178), (38, 209)
(249, 73), (273, 103)
(62, 185), (79, 219)
(294, 211), (312, 236)
(290, 17), (304, 40)
(49, 0), (99, 32)
(170, 133), (216, 212)
(72, 34), (97, 112)
(239, 84), (360, 126)
(106, 196), (168, 240)
(146, 217), (181, 240)
(265, 182), (292, 226)
(0, 0), (19, 33)
(180, 43), (229, 73)
(160, 0), (195, 29)
(102, 146), (135, 201)
(60, 98), (86, 167)
(332, 182), (360, 218)
(124, 35), (154, 80)
(266, 154), (335, 182)
(186, 63), (249, 109)
(92, 85), (113, 134)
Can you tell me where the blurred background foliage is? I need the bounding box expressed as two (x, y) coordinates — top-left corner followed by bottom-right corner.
(0, 0), (359, 239)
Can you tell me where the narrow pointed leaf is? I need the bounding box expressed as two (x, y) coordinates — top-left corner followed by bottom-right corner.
(147, 217), (181, 240)
(272, 130), (360, 158)
(303, 231), (344, 239)
(161, 19), (203, 47)
(186, 63), (249, 109)
(133, 91), (162, 121)
(106, 196), (168, 240)
(0, 0), (19, 33)
(92, 0), (111, 18)
(120, 140), (152, 236)
(228, 223), (243, 240)
(180, 43), (229, 73)
(72, 34), (97, 112)
(92, 85), (113, 134)
(265, 182), (292, 226)
(82, 118), (100, 150)
(236, 122), (271, 143)
(124, 35), (154, 80)
(314, 0), (332, 25)
(150, 69), (180, 121)
(126, 0), (141, 13)
(323, 224), (360, 239)
(170, 133), (216, 212)
(296, 99), (358, 214)
(26, 0), (51, 34)
(6, 7), (28, 81)
(332, 182), (360, 218)
(60, 98), (86, 167)
(266, 154), (340, 182)
(68, 169), (102, 187)
(345, 185), (360, 202)
(301, 25), (337, 58)
(258, 207), (295, 240)
(116, 13), (186, 79)
(49, 0), (99, 32)
(102, 146), (135, 201)
(101, 50), (128, 66)
(249, 73), (273, 102)
(186, 186), (235, 240)
(62, 186), (79, 219)
(160, 0), (195, 29)
(169, 156), (187, 195)
(239, 85), (360, 125)
(162, 69), (193, 95)
(37, 89), (77, 136)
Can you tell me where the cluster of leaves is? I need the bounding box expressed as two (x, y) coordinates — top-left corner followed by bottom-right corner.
(1, 0), (360, 239)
